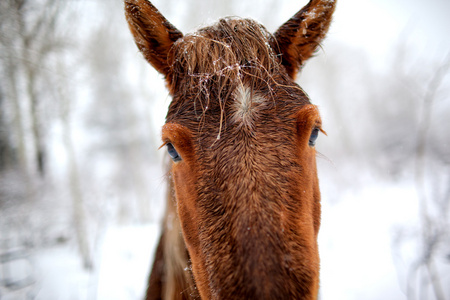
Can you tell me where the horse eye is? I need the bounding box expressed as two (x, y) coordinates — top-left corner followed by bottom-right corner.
(166, 143), (181, 162)
(309, 128), (320, 147)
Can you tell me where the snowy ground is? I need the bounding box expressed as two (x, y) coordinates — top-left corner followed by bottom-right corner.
(319, 182), (418, 300)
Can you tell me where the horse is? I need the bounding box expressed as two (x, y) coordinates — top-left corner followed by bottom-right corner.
(124, 0), (336, 299)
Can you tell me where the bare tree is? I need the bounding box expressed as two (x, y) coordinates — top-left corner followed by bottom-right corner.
(0, 0), (67, 177)
(385, 45), (450, 300)
(0, 80), (16, 169)
(407, 54), (450, 300)
(0, 0), (28, 174)
(57, 61), (93, 270)
(0, 0), (95, 271)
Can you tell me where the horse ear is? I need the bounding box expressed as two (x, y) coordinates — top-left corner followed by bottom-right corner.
(124, 0), (183, 77)
(273, 0), (336, 79)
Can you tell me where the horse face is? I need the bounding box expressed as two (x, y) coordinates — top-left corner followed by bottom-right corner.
(125, 1), (335, 298)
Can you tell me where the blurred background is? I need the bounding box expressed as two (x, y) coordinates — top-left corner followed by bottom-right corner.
(0, 0), (449, 299)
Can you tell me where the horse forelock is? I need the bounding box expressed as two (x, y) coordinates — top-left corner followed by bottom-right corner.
(171, 17), (279, 82)
(168, 19), (283, 119)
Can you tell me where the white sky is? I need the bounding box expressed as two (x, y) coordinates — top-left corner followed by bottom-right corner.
(330, 0), (450, 66)
(156, 0), (450, 70)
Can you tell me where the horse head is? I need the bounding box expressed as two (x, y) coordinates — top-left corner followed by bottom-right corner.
(125, 1), (336, 298)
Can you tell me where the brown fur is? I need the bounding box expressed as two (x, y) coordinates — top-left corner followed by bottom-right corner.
(125, 0), (183, 80)
(125, 1), (336, 299)
(274, 0), (336, 78)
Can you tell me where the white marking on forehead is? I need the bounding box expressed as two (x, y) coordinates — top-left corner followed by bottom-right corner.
(231, 85), (265, 128)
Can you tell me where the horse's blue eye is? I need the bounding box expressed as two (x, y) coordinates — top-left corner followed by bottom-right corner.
(166, 143), (181, 162)
(309, 128), (320, 147)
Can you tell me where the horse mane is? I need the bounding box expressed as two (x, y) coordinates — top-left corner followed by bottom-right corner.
(171, 17), (281, 85)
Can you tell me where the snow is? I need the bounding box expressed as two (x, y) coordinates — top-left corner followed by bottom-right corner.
(22, 225), (160, 300)
(33, 247), (92, 300)
(319, 182), (418, 300)
(96, 225), (160, 300)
